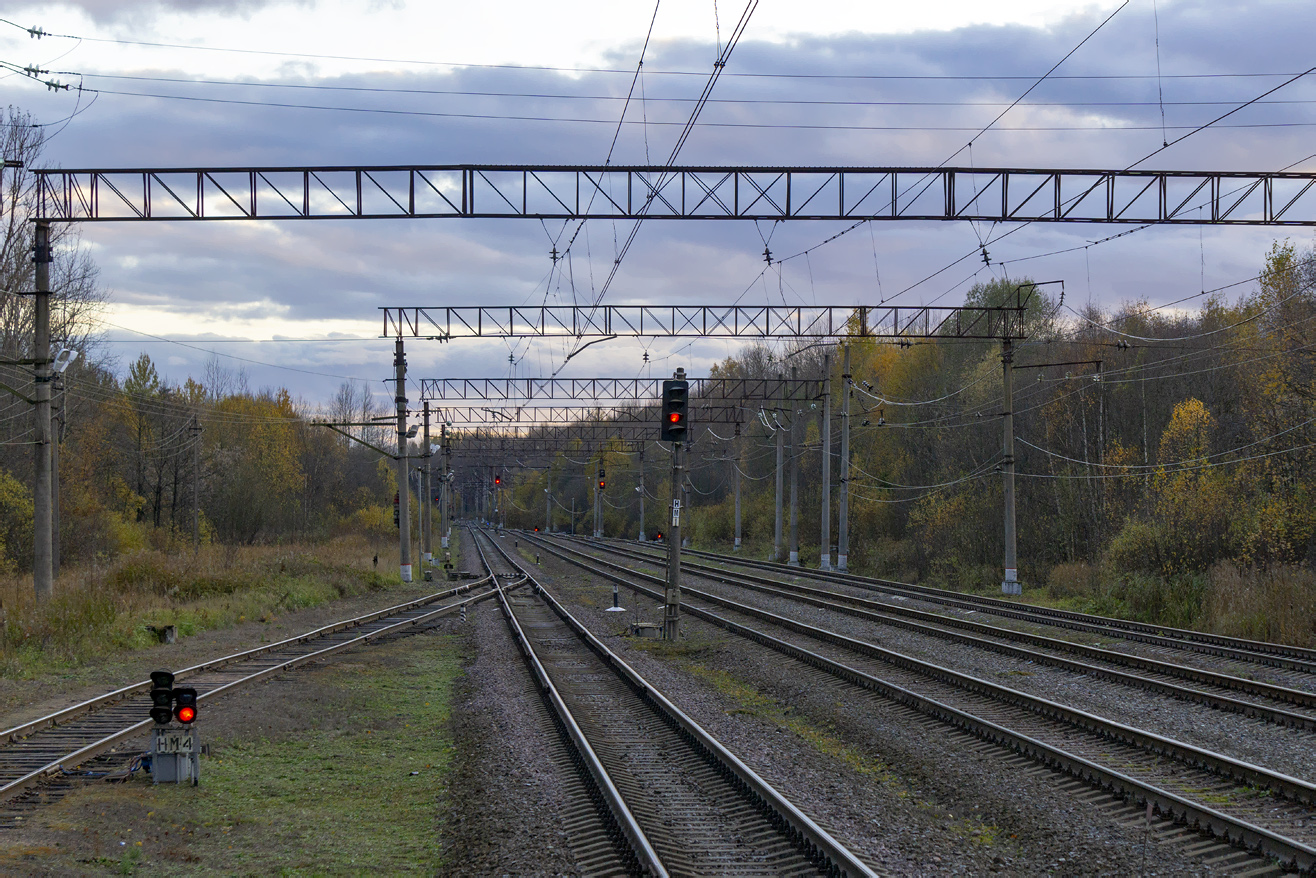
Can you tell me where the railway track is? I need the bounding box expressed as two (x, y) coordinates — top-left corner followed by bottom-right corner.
(470, 528), (876, 878)
(655, 540), (1316, 679)
(527, 531), (1312, 873)
(568, 537), (1316, 732)
(0, 574), (499, 818)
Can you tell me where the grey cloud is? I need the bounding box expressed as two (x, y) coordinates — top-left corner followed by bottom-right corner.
(47, 0), (312, 25)
(16, 2), (1316, 400)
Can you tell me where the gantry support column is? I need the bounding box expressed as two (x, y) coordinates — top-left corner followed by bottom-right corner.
(638, 445), (646, 541)
(440, 424), (450, 548)
(820, 352), (833, 570)
(422, 402), (432, 571)
(733, 422), (742, 551)
(33, 221), (53, 601)
(394, 338), (412, 582)
(837, 344), (851, 572)
(788, 365), (800, 567)
(773, 373), (784, 562)
(1001, 338), (1020, 595)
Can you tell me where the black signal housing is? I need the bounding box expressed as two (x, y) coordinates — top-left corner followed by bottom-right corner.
(660, 379), (689, 442)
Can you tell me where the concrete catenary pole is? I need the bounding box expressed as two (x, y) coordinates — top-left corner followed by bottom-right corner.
(788, 365), (800, 567)
(191, 416), (202, 554)
(837, 343), (851, 572)
(773, 372), (784, 562)
(820, 352), (832, 570)
(638, 445), (646, 541)
(422, 401), (432, 571)
(593, 458), (600, 538)
(394, 338), (412, 582)
(51, 378), (61, 578)
(439, 424), (449, 548)
(1001, 338), (1020, 595)
(33, 221), (53, 601)
(733, 421), (742, 551)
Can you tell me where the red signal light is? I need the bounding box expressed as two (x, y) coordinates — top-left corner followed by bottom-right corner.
(172, 687), (198, 724)
(668, 412), (681, 423)
(495, 476), (502, 485)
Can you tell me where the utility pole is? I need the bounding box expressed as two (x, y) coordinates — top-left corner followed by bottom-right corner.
(733, 421), (742, 551)
(788, 365), (800, 567)
(637, 445), (646, 541)
(51, 375), (62, 578)
(1001, 338), (1020, 595)
(439, 424), (449, 548)
(33, 221), (53, 601)
(820, 352), (832, 570)
(394, 338), (412, 582)
(664, 367), (686, 640)
(838, 344), (851, 572)
(191, 416), (202, 554)
(594, 457), (602, 538)
(545, 478), (552, 533)
(422, 402), (432, 574)
(571, 497), (576, 535)
(773, 372), (784, 562)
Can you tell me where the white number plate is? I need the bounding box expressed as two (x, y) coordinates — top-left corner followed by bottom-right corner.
(154, 729), (197, 754)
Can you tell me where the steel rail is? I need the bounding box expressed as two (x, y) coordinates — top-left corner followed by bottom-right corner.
(581, 538), (1316, 728)
(0, 578), (497, 801)
(526, 532), (1316, 871)
(482, 529), (877, 878)
(674, 546), (1316, 673)
(2, 578), (489, 746)
(469, 530), (666, 877)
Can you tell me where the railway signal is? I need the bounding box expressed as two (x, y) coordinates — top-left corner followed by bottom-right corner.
(149, 670), (175, 725)
(173, 688), (198, 724)
(660, 379), (689, 442)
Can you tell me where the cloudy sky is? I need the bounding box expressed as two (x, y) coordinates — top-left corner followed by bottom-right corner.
(3, 0), (1314, 410)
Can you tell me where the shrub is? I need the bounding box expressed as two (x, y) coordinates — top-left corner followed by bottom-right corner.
(1200, 562), (1316, 647)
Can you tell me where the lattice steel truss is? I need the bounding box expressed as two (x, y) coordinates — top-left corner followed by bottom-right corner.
(389, 304), (1027, 341)
(420, 377), (823, 402)
(32, 165), (1316, 226)
(433, 403), (744, 426)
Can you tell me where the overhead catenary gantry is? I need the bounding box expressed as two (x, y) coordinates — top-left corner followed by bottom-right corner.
(32, 165), (1316, 226)
(387, 304), (1027, 342)
(432, 404), (746, 426)
(420, 377), (823, 402)
(29, 160), (1310, 601)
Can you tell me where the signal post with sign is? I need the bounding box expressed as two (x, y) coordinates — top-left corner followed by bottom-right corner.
(148, 669), (200, 785)
(661, 369), (689, 640)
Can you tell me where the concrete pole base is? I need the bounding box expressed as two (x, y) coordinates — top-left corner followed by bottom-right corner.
(837, 554), (848, 572)
(787, 551), (799, 567)
(1001, 581), (1022, 595)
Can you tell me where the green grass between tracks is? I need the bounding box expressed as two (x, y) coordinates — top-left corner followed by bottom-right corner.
(17, 632), (465, 876)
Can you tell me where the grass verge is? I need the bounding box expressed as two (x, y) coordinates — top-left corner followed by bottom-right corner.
(0, 536), (398, 678)
(3, 630), (464, 876)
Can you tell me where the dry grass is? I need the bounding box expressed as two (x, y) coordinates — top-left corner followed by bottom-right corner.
(1200, 562), (1316, 647)
(0, 535), (393, 677)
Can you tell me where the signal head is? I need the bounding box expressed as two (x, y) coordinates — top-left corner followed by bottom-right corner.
(173, 687), (198, 724)
(149, 669), (175, 725)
